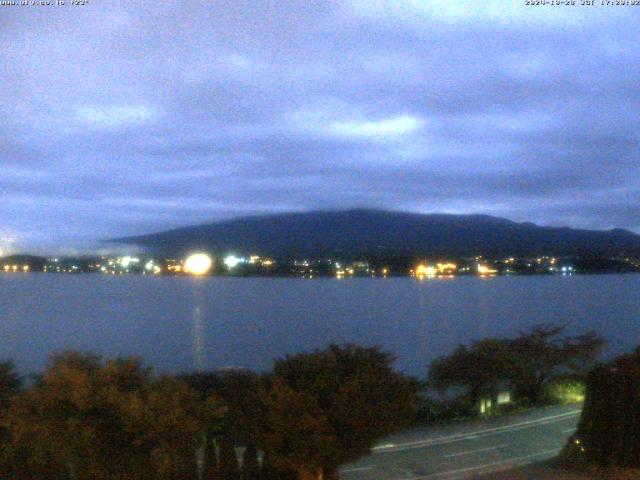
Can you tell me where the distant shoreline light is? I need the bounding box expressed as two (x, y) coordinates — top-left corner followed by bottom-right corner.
(184, 253), (213, 275)
(223, 255), (243, 269)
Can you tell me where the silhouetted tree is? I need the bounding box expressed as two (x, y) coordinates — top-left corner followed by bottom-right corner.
(259, 380), (329, 480)
(260, 344), (419, 480)
(429, 339), (514, 407)
(509, 324), (604, 402)
(0, 361), (21, 411)
(2, 351), (202, 480)
(0, 360), (21, 477)
(428, 324), (605, 406)
(571, 346), (640, 468)
(180, 370), (263, 479)
(215, 372), (266, 453)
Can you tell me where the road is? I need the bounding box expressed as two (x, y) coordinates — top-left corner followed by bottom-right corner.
(340, 405), (581, 480)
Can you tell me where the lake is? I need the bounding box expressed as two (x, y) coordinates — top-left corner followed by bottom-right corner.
(0, 273), (638, 376)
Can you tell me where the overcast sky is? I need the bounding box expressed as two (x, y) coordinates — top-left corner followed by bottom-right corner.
(2, 1), (640, 253)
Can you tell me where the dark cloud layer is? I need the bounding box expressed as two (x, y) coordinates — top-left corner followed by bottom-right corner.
(1, 1), (639, 253)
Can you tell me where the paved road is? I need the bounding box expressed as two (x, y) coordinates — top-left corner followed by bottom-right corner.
(340, 405), (581, 480)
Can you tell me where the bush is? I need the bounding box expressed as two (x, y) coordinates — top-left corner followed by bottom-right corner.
(543, 378), (586, 405)
(414, 396), (476, 424)
(569, 347), (640, 468)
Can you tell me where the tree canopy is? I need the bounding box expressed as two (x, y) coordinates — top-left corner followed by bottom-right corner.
(0, 345), (417, 480)
(428, 324), (605, 406)
(571, 346), (640, 468)
(509, 324), (604, 401)
(2, 332), (601, 480)
(261, 344), (420, 480)
(0, 361), (20, 413)
(429, 339), (515, 404)
(1, 352), (202, 480)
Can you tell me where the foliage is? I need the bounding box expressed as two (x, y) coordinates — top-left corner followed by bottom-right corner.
(428, 339), (514, 404)
(0, 361), (21, 411)
(259, 380), (331, 480)
(428, 324), (604, 406)
(214, 371), (266, 445)
(543, 377), (586, 405)
(0, 352), (202, 480)
(573, 346), (640, 468)
(414, 395), (478, 424)
(180, 371), (264, 439)
(260, 344), (420, 479)
(0, 344), (421, 480)
(509, 324), (603, 403)
(180, 370), (264, 480)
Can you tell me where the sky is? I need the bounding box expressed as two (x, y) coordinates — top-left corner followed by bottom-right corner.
(2, 0), (640, 254)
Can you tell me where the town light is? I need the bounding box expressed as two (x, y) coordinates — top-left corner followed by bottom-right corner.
(184, 253), (213, 275)
(477, 264), (497, 275)
(415, 264), (437, 277)
(223, 255), (242, 269)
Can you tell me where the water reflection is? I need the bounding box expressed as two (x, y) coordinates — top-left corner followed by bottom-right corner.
(190, 280), (207, 371)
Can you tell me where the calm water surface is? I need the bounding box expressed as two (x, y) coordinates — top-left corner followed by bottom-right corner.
(0, 274), (638, 376)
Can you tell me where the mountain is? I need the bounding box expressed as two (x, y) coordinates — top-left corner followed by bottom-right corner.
(0, 254), (47, 266)
(110, 209), (640, 259)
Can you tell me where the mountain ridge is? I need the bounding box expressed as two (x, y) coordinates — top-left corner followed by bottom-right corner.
(110, 209), (640, 259)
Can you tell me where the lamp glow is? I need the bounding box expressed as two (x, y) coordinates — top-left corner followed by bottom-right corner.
(223, 255), (242, 269)
(415, 264), (437, 277)
(184, 253), (213, 275)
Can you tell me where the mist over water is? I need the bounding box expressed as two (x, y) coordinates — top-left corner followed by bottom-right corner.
(1, 274), (638, 376)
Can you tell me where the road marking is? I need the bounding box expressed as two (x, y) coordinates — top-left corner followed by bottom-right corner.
(372, 410), (580, 454)
(377, 443), (396, 449)
(341, 466), (372, 473)
(562, 428), (576, 434)
(411, 448), (559, 479)
(443, 444), (507, 458)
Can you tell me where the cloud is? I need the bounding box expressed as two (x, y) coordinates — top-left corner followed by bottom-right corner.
(77, 105), (158, 129)
(330, 115), (424, 139)
(1, 1), (639, 251)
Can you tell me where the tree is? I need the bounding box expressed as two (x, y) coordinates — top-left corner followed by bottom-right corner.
(509, 324), (604, 403)
(428, 339), (514, 407)
(570, 346), (640, 468)
(0, 360), (21, 473)
(259, 380), (331, 480)
(213, 371), (266, 454)
(134, 376), (201, 480)
(259, 344), (419, 480)
(428, 325), (605, 407)
(2, 351), (202, 480)
(0, 361), (21, 411)
(180, 370), (263, 479)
